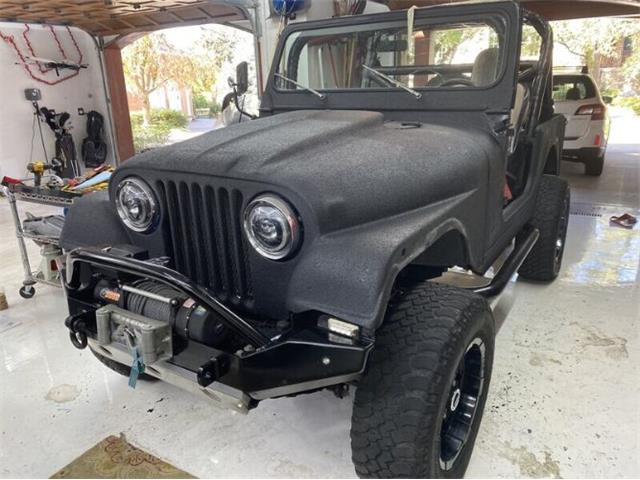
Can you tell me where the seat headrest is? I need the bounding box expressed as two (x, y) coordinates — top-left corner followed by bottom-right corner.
(565, 87), (582, 101)
(472, 48), (500, 87)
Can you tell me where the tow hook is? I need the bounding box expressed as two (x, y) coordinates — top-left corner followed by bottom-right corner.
(64, 311), (91, 349)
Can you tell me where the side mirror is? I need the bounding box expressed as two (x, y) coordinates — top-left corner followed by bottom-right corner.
(602, 96), (613, 105)
(235, 61), (249, 95)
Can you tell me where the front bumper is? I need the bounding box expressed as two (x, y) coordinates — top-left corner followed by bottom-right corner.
(64, 248), (372, 409)
(63, 225), (539, 410)
(88, 336), (254, 413)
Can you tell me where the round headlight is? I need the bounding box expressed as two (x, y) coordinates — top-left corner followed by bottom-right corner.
(115, 177), (158, 233)
(244, 194), (301, 260)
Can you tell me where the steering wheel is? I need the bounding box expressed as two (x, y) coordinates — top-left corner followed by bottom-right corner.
(426, 74), (447, 87)
(439, 78), (476, 87)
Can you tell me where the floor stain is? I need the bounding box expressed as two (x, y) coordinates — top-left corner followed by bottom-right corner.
(497, 442), (562, 478)
(572, 323), (629, 360)
(269, 458), (314, 478)
(529, 352), (563, 367)
(45, 384), (80, 403)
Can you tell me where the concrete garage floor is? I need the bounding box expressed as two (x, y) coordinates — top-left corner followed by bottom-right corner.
(1, 112), (638, 479)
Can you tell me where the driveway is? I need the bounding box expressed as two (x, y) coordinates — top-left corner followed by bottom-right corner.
(167, 118), (219, 143)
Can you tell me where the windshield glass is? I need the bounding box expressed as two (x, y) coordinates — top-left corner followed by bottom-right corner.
(276, 19), (504, 92)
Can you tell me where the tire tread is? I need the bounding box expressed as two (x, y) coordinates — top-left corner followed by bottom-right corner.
(518, 175), (570, 281)
(351, 282), (494, 478)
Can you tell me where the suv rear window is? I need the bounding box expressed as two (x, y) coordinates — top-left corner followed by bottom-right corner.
(552, 75), (597, 101)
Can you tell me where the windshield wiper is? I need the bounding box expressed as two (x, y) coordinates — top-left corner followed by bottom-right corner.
(362, 65), (422, 99)
(275, 73), (326, 100)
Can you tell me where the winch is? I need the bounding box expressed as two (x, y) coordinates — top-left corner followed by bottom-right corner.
(92, 279), (230, 350)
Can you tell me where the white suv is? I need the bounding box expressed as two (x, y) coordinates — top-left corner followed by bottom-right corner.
(553, 70), (611, 176)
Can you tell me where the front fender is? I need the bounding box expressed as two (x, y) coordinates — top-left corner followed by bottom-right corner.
(286, 191), (482, 333)
(60, 191), (130, 250)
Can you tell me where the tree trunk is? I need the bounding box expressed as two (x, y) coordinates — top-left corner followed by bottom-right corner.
(163, 84), (170, 109)
(142, 95), (152, 126)
(593, 51), (602, 86)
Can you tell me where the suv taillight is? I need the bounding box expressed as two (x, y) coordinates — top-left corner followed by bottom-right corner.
(575, 104), (606, 121)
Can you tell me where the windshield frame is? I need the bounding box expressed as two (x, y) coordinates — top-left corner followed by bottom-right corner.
(276, 17), (507, 95)
(262, 1), (521, 114)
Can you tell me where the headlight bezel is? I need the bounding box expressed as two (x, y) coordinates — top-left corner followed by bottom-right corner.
(114, 176), (159, 233)
(243, 194), (302, 260)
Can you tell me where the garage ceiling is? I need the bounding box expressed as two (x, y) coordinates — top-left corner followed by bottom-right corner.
(386, 0), (640, 20)
(0, 0), (250, 38)
(521, 0), (640, 19)
(0, 0), (637, 38)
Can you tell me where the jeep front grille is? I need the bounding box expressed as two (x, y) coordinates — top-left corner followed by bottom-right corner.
(157, 180), (253, 309)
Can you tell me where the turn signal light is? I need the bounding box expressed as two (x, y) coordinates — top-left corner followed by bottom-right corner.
(327, 317), (360, 338)
(575, 104), (606, 121)
(318, 315), (360, 339)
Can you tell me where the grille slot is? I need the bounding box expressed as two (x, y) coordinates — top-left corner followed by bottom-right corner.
(158, 180), (253, 308)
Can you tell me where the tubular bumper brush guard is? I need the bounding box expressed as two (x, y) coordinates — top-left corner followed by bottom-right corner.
(63, 224), (537, 411)
(63, 247), (373, 411)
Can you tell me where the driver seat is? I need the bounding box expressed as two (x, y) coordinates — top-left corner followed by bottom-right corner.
(472, 48), (530, 141)
(473, 48), (532, 201)
(471, 48), (500, 87)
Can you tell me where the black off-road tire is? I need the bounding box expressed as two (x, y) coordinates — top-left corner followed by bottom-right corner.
(90, 348), (157, 381)
(351, 281), (495, 478)
(518, 175), (570, 281)
(584, 155), (604, 176)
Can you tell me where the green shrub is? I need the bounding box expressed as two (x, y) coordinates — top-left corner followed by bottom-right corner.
(193, 94), (209, 109)
(600, 88), (619, 100)
(150, 108), (188, 129)
(129, 109), (188, 129)
(613, 96), (640, 115)
(209, 102), (221, 115)
(132, 123), (171, 153)
(129, 108), (188, 152)
(192, 94), (220, 118)
(130, 112), (143, 128)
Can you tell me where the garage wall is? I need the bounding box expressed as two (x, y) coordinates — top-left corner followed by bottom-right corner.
(0, 22), (115, 180)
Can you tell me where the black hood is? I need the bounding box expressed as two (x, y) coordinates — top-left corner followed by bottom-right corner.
(117, 110), (500, 231)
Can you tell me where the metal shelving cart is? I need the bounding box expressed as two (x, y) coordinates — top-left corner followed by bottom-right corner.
(2, 181), (79, 299)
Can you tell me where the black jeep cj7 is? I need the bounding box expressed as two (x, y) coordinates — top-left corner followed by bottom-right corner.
(61, 2), (569, 477)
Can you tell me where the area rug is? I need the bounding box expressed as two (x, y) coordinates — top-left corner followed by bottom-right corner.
(50, 434), (195, 478)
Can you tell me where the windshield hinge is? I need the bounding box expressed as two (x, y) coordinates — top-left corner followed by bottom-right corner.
(492, 117), (511, 134)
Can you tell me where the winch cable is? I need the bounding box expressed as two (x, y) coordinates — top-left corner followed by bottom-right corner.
(124, 280), (183, 323)
(120, 280), (230, 349)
